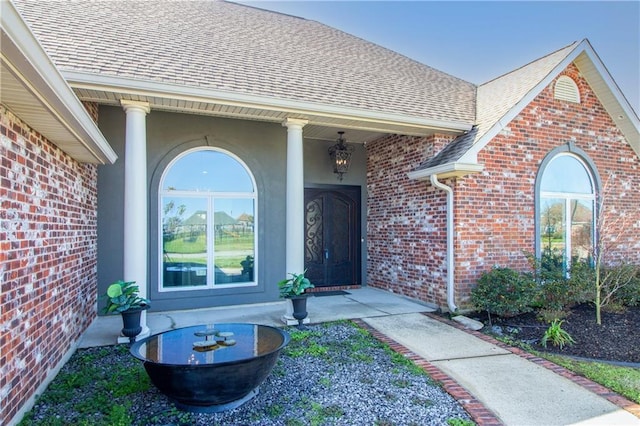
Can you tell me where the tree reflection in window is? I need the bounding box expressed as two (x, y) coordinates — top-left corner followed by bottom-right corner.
(539, 154), (595, 271)
(159, 149), (256, 291)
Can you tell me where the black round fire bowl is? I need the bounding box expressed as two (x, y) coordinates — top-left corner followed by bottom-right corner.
(130, 323), (290, 412)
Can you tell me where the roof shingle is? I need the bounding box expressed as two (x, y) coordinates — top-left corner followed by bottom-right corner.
(13, 0), (476, 125)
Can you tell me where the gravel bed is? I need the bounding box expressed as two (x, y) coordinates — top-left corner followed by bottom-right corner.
(24, 322), (472, 426)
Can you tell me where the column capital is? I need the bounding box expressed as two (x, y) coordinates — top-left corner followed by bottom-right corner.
(121, 100), (150, 114)
(282, 118), (308, 130)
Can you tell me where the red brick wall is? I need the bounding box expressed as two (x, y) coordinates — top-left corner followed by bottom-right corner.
(367, 63), (640, 310)
(455, 64), (640, 307)
(0, 105), (99, 425)
(367, 134), (455, 307)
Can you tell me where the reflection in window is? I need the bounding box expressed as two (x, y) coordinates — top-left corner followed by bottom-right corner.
(539, 154), (595, 270)
(160, 149), (256, 291)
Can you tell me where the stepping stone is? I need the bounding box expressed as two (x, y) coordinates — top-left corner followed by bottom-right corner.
(194, 330), (218, 337)
(452, 315), (484, 331)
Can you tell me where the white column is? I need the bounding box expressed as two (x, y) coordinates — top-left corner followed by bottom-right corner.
(281, 118), (309, 325)
(282, 118), (308, 274)
(121, 100), (150, 342)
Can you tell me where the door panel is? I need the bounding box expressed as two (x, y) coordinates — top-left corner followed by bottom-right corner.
(304, 197), (325, 284)
(304, 186), (361, 287)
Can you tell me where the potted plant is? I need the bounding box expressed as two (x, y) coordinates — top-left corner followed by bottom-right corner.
(102, 280), (150, 343)
(278, 271), (314, 326)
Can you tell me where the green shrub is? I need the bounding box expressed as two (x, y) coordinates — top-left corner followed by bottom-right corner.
(566, 259), (596, 302)
(471, 267), (538, 319)
(529, 251), (594, 311)
(537, 308), (568, 323)
(605, 263), (640, 307)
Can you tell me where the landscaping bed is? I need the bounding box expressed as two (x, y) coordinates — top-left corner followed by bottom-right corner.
(472, 304), (640, 364)
(20, 321), (472, 426)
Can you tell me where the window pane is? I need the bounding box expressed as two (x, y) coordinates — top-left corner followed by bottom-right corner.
(540, 198), (566, 258)
(540, 155), (592, 194)
(162, 197), (208, 288)
(163, 150), (253, 192)
(213, 199), (255, 284)
(570, 199), (593, 261)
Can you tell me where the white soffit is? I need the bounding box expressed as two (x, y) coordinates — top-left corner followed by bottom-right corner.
(573, 49), (640, 157)
(0, 1), (116, 164)
(63, 71), (473, 143)
(407, 162), (484, 181)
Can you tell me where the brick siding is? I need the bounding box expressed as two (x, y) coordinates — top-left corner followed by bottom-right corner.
(367, 134), (455, 307)
(367, 63), (640, 310)
(0, 105), (99, 425)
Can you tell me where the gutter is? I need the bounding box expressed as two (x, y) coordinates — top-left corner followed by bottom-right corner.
(1, 1), (116, 165)
(430, 174), (457, 313)
(62, 71), (474, 134)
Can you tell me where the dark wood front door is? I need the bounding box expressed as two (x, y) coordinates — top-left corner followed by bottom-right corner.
(304, 186), (361, 287)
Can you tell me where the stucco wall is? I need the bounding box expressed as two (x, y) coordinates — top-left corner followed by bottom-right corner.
(97, 107), (367, 311)
(0, 105), (98, 425)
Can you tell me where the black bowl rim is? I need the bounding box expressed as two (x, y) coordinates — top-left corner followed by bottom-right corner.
(129, 323), (290, 367)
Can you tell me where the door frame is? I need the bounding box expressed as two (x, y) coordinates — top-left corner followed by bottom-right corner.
(304, 184), (362, 287)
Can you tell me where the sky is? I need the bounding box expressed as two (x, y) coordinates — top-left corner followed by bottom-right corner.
(240, 1), (640, 115)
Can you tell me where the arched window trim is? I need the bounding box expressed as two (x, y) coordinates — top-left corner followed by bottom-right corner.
(158, 146), (258, 292)
(534, 143), (601, 266)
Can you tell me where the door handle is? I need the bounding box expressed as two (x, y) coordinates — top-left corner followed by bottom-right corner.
(324, 249), (329, 260)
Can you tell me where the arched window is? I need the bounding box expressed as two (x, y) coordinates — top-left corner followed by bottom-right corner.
(159, 148), (256, 291)
(538, 152), (596, 270)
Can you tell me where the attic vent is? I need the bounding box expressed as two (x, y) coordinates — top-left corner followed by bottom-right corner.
(554, 76), (580, 103)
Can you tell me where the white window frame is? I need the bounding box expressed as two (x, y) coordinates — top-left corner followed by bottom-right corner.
(158, 147), (258, 292)
(539, 153), (596, 268)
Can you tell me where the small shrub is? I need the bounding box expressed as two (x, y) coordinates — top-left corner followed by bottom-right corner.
(541, 319), (575, 349)
(605, 263), (640, 307)
(617, 272), (640, 307)
(566, 259), (596, 303)
(471, 267), (538, 319)
(537, 308), (568, 323)
(529, 251), (593, 311)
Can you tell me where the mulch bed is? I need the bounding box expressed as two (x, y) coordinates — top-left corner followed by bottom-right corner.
(469, 304), (640, 364)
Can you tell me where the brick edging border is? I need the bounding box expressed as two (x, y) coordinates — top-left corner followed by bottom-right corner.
(421, 312), (640, 420)
(353, 319), (504, 426)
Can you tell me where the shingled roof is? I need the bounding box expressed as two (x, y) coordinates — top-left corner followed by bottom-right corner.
(474, 42), (579, 143)
(412, 43), (579, 173)
(13, 0), (476, 125)
(411, 39), (640, 178)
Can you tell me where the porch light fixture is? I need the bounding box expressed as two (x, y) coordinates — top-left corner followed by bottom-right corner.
(328, 131), (354, 181)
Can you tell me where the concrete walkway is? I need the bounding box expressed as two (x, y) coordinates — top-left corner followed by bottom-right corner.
(364, 312), (640, 426)
(81, 288), (640, 425)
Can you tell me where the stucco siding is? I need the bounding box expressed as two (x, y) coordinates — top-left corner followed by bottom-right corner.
(97, 107), (368, 311)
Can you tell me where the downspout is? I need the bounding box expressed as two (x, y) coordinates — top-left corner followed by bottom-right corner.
(430, 174), (457, 313)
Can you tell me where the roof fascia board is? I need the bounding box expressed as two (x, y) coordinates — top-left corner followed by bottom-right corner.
(407, 162), (484, 181)
(459, 42), (585, 163)
(63, 71), (473, 133)
(1, 1), (116, 164)
(579, 43), (640, 129)
(573, 46), (639, 156)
